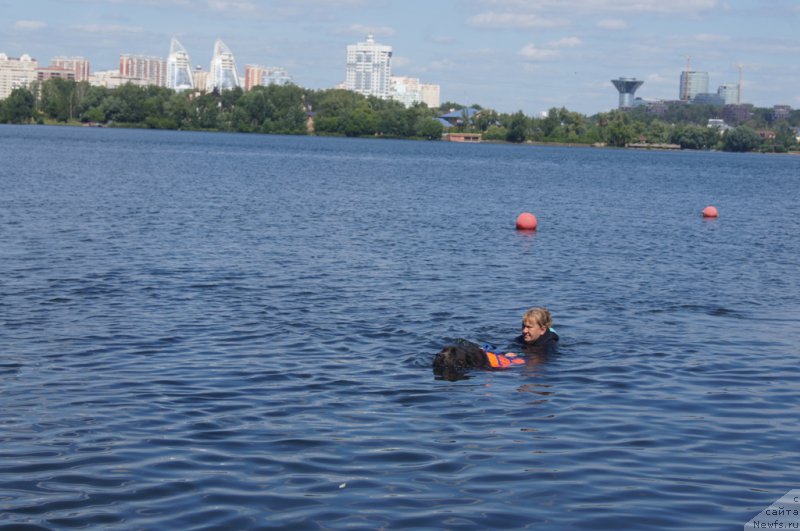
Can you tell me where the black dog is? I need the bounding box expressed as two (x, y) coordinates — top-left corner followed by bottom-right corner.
(433, 339), (526, 380)
(432, 339), (490, 376)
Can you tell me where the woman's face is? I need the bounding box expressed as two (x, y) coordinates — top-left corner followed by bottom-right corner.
(521, 319), (547, 343)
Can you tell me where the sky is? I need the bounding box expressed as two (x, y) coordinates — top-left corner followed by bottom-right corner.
(2, 0), (799, 116)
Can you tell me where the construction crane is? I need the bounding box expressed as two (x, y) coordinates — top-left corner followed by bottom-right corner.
(737, 63), (743, 105)
(682, 55), (692, 101)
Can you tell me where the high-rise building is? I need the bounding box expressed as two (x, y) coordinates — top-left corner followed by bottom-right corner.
(193, 66), (209, 92)
(345, 34), (392, 99)
(50, 56), (90, 82)
(244, 64), (291, 91)
(166, 38), (194, 91)
(679, 71), (709, 101)
(209, 39), (240, 91)
(119, 54), (166, 86)
(0, 53), (38, 99)
(420, 83), (440, 109)
(717, 83), (740, 105)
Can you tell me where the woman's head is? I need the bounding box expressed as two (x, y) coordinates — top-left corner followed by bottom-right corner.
(521, 307), (552, 343)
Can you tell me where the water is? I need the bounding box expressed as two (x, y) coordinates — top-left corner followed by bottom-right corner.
(1, 125), (799, 529)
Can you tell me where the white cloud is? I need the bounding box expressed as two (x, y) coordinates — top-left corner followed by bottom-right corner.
(518, 37), (579, 61)
(518, 44), (559, 60)
(14, 20), (46, 30)
(596, 19), (627, 30)
(547, 36), (582, 48)
(467, 12), (569, 29)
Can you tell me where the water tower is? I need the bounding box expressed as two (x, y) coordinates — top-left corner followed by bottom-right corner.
(611, 77), (644, 108)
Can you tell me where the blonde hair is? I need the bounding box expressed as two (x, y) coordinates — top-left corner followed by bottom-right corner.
(522, 307), (552, 329)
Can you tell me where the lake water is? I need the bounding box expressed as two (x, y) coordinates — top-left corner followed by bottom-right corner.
(1, 125), (799, 530)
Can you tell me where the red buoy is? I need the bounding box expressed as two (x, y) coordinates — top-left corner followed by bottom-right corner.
(702, 206), (719, 218)
(516, 212), (538, 231)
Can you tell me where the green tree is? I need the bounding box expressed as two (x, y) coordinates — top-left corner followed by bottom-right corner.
(76, 84), (108, 122)
(540, 108), (560, 138)
(101, 83), (148, 124)
(483, 124), (506, 141)
(415, 117), (444, 139)
(83, 107), (106, 124)
(343, 104), (378, 137)
(1, 87), (35, 123)
(722, 126), (761, 152)
(165, 92), (192, 129)
(36, 78), (77, 122)
(599, 110), (634, 147)
(774, 125), (798, 152)
(669, 124), (717, 150)
(506, 111), (528, 143)
(308, 88), (365, 135)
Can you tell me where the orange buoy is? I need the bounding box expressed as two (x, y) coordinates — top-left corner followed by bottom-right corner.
(702, 206), (719, 218)
(515, 212), (538, 231)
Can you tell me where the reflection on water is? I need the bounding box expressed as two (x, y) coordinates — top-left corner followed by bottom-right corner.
(1, 126), (799, 529)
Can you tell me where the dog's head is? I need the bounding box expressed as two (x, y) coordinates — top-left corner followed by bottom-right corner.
(432, 340), (488, 379)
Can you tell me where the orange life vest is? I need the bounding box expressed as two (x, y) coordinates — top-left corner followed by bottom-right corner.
(485, 351), (525, 369)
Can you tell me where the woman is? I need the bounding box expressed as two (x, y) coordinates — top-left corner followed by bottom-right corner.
(516, 307), (559, 350)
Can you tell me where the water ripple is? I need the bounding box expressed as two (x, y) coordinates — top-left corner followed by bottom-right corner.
(1, 127), (799, 529)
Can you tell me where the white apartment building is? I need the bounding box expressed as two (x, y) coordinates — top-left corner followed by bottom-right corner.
(345, 34), (392, 99)
(0, 53), (38, 99)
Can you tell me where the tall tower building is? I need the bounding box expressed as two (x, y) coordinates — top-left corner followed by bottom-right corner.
(679, 71), (709, 101)
(166, 38), (194, 91)
(50, 56), (90, 82)
(345, 34), (392, 99)
(119, 54), (166, 86)
(209, 39), (240, 91)
(611, 77), (644, 109)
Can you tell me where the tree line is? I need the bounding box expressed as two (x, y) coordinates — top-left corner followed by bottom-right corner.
(1, 77), (798, 153)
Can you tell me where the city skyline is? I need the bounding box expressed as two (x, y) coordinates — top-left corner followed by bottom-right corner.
(2, 0), (799, 115)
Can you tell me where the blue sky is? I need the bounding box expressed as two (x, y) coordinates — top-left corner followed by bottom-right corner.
(3, 0), (799, 115)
